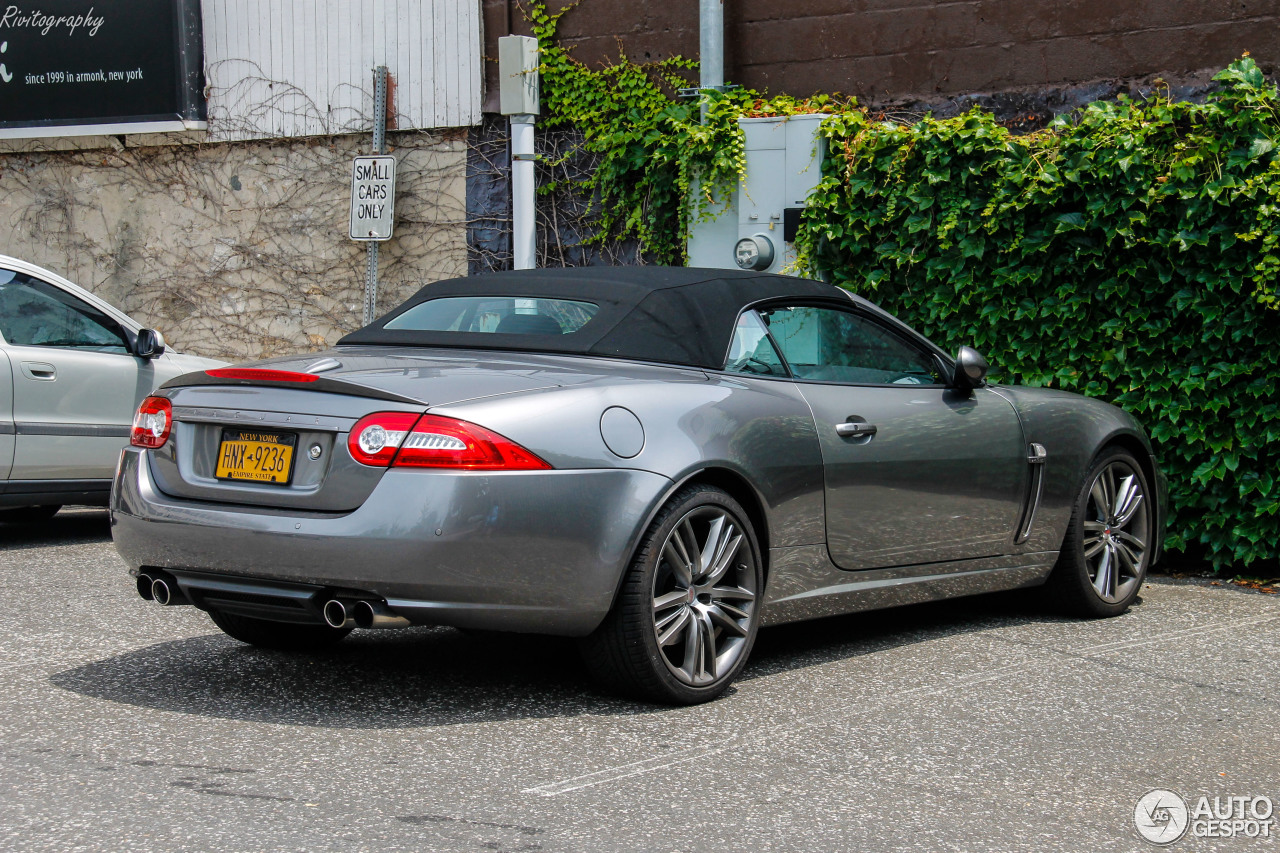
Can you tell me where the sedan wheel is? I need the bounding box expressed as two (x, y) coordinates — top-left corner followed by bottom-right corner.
(1047, 448), (1153, 617)
(580, 485), (762, 704)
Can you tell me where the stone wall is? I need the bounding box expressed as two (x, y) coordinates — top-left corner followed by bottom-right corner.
(0, 131), (468, 362)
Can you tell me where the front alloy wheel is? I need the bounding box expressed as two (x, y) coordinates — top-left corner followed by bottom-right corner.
(1082, 459), (1150, 604)
(580, 485), (762, 704)
(1047, 448), (1154, 617)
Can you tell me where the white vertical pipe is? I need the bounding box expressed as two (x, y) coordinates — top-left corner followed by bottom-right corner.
(699, 0), (724, 122)
(511, 114), (536, 270)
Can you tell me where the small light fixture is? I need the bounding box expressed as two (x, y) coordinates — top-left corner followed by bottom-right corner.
(734, 234), (775, 271)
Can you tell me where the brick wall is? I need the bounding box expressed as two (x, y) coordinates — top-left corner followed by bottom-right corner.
(483, 0), (1280, 111)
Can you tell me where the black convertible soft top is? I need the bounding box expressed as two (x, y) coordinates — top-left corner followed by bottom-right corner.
(337, 267), (853, 369)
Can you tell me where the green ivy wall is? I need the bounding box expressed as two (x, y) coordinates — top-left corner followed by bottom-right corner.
(530, 2), (1279, 570)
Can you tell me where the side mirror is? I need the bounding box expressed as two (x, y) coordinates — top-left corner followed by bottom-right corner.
(951, 346), (988, 390)
(135, 328), (166, 359)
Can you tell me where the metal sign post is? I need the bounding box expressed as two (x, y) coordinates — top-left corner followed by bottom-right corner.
(350, 66), (391, 326)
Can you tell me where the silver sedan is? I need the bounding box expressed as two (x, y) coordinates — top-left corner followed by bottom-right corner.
(0, 255), (223, 519)
(110, 267), (1165, 704)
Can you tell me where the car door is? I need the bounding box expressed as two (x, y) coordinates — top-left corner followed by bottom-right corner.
(0, 269), (155, 482)
(755, 304), (1027, 570)
(0, 347), (13, 483)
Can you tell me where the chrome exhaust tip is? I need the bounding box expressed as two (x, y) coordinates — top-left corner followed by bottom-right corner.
(136, 574), (155, 601)
(351, 600), (412, 630)
(150, 576), (188, 606)
(322, 599), (354, 629)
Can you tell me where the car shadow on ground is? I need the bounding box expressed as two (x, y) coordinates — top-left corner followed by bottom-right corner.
(50, 589), (1083, 729)
(0, 507), (111, 550)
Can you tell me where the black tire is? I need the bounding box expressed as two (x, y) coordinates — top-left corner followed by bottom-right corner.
(207, 609), (352, 651)
(0, 505), (61, 523)
(1045, 447), (1154, 617)
(580, 485), (763, 705)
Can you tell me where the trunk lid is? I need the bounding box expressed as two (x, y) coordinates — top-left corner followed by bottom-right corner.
(144, 348), (687, 511)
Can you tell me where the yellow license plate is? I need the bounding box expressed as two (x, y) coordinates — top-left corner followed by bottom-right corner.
(215, 429), (297, 484)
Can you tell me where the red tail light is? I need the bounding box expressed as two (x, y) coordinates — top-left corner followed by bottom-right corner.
(206, 368), (319, 383)
(131, 396), (173, 448)
(347, 412), (552, 470)
(346, 412), (421, 467)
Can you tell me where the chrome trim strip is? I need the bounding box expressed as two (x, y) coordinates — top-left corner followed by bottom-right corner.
(14, 422), (130, 437)
(171, 406), (354, 432)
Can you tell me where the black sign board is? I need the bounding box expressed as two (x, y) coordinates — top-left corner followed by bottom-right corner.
(0, 0), (205, 137)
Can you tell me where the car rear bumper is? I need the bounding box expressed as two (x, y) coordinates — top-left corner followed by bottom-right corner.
(110, 448), (670, 635)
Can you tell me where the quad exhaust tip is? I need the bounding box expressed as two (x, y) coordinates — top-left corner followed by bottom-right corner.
(323, 598), (411, 630)
(136, 571), (188, 606)
(150, 575), (188, 606)
(322, 599), (354, 629)
(352, 600), (412, 630)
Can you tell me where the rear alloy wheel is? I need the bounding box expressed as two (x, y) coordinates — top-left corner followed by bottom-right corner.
(580, 485), (762, 704)
(208, 609), (352, 651)
(1047, 448), (1153, 617)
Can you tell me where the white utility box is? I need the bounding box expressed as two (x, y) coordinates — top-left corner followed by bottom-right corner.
(687, 114), (828, 274)
(498, 35), (540, 116)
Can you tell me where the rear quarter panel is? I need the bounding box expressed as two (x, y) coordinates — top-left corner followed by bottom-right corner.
(431, 370), (827, 550)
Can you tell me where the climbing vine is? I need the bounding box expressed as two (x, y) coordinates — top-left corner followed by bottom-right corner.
(527, 1), (855, 264)
(795, 59), (1280, 570)
(530, 1), (1279, 570)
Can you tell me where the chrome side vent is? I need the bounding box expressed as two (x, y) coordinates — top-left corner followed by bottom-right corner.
(1015, 443), (1048, 544)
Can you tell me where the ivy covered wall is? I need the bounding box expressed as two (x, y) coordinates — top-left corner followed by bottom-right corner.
(525, 2), (1280, 570)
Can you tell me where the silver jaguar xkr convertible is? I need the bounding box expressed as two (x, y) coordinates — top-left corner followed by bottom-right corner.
(111, 267), (1165, 704)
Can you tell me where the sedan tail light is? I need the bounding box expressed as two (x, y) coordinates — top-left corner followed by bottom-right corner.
(131, 396), (173, 448)
(347, 412), (551, 470)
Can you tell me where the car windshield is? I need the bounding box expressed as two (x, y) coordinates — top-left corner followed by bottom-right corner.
(384, 297), (599, 336)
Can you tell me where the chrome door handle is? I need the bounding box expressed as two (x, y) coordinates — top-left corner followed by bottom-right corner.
(835, 421), (877, 438)
(20, 361), (56, 381)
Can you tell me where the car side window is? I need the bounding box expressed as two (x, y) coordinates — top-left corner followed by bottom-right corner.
(725, 310), (787, 376)
(760, 305), (943, 385)
(0, 273), (130, 353)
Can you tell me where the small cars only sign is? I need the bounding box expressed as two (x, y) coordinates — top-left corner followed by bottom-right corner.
(349, 156), (396, 241)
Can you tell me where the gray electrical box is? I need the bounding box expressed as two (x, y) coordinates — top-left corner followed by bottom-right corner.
(498, 35), (540, 116)
(687, 114), (828, 275)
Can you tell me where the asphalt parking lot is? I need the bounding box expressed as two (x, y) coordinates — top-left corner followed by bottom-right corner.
(1, 509), (1277, 852)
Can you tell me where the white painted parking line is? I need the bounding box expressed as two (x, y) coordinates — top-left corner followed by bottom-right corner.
(521, 613), (1280, 797)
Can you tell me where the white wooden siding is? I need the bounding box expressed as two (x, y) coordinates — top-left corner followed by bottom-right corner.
(203, 0), (482, 141)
